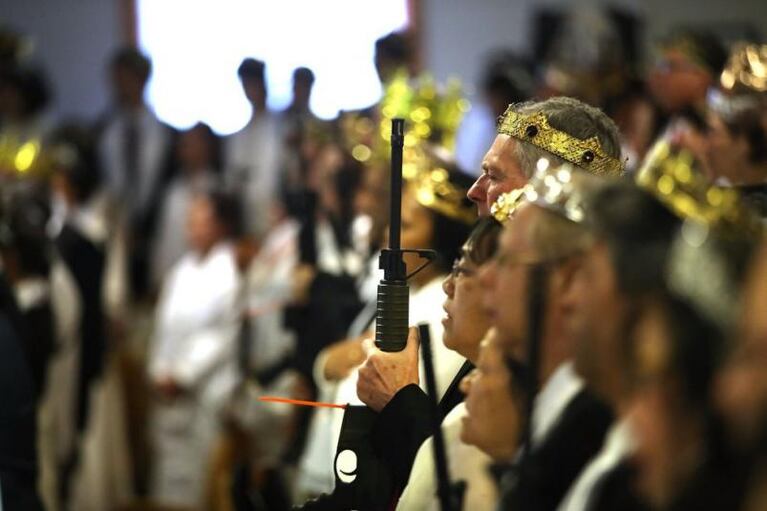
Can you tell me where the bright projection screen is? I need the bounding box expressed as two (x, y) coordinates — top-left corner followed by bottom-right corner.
(137, 0), (409, 134)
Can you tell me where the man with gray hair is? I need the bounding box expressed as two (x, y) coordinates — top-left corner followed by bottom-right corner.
(467, 96), (624, 215)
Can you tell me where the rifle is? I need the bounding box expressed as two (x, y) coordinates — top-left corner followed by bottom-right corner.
(375, 118), (435, 352)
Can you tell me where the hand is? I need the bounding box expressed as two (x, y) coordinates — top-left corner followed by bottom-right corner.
(357, 327), (420, 412)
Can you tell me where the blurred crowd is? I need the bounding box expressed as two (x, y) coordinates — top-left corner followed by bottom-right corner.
(0, 5), (767, 511)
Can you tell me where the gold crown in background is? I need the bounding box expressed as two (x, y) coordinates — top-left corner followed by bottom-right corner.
(497, 107), (624, 177)
(405, 146), (476, 225)
(342, 70), (470, 164)
(636, 141), (760, 235)
(0, 134), (46, 176)
(491, 185), (529, 223)
(720, 42), (767, 95)
(709, 43), (767, 119)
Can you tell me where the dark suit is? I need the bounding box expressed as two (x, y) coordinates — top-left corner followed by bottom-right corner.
(54, 224), (106, 431)
(588, 462), (648, 511)
(296, 360), (474, 511)
(499, 388), (613, 511)
(0, 276), (44, 510)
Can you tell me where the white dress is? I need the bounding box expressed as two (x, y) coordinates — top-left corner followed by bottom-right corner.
(148, 242), (242, 509)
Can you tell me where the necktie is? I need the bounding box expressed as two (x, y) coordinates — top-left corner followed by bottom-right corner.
(123, 115), (139, 213)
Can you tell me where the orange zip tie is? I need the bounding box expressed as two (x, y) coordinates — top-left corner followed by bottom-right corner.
(258, 396), (347, 409)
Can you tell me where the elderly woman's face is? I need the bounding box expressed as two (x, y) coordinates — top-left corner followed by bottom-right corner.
(441, 253), (492, 362)
(459, 331), (521, 461)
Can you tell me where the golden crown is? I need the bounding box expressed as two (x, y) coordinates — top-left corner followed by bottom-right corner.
(497, 107), (624, 177)
(0, 134), (46, 176)
(491, 185), (529, 223)
(708, 43), (767, 119)
(342, 70), (470, 164)
(404, 146), (476, 225)
(720, 43), (767, 94)
(636, 141), (760, 234)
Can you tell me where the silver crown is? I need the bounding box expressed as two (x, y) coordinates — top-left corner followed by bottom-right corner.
(523, 158), (590, 224)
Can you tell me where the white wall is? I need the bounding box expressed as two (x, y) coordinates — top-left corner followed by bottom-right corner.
(3, 0), (122, 122)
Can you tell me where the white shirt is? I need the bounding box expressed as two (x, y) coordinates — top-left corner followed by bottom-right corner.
(397, 403), (497, 511)
(245, 218), (300, 371)
(225, 112), (283, 237)
(557, 419), (636, 511)
(149, 242), (241, 405)
(531, 361), (585, 447)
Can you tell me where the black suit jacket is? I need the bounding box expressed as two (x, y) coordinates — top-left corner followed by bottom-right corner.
(0, 279), (44, 510)
(500, 388), (613, 511)
(590, 462), (648, 511)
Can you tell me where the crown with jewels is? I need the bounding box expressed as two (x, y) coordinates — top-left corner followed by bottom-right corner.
(404, 146), (476, 225)
(720, 43), (767, 94)
(490, 158), (599, 224)
(341, 70), (470, 165)
(497, 107), (624, 177)
(636, 140), (760, 234)
(708, 43), (767, 119)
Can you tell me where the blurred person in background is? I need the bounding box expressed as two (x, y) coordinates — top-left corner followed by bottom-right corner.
(148, 188), (243, 510)
(606, 80), (663, 173)
(534, 4), (633, 110)
(0, 191), (54, 398)
(44, 124), (132, 511)
(558, 181), (681, 511)
(0, 270), (44, 510)
(226, 58), (282, 239)
(702, 43), (767, 216)
(295, 155), (389, 501)
(374, 31), (413, 85)
(722, 239), (767, 511)
(647, 28), (727, 142)
(151, 122), (222, 289)
(96, 47), (175, 302)
(628, 223), (757, 511)
(280, 66), (321, 196)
